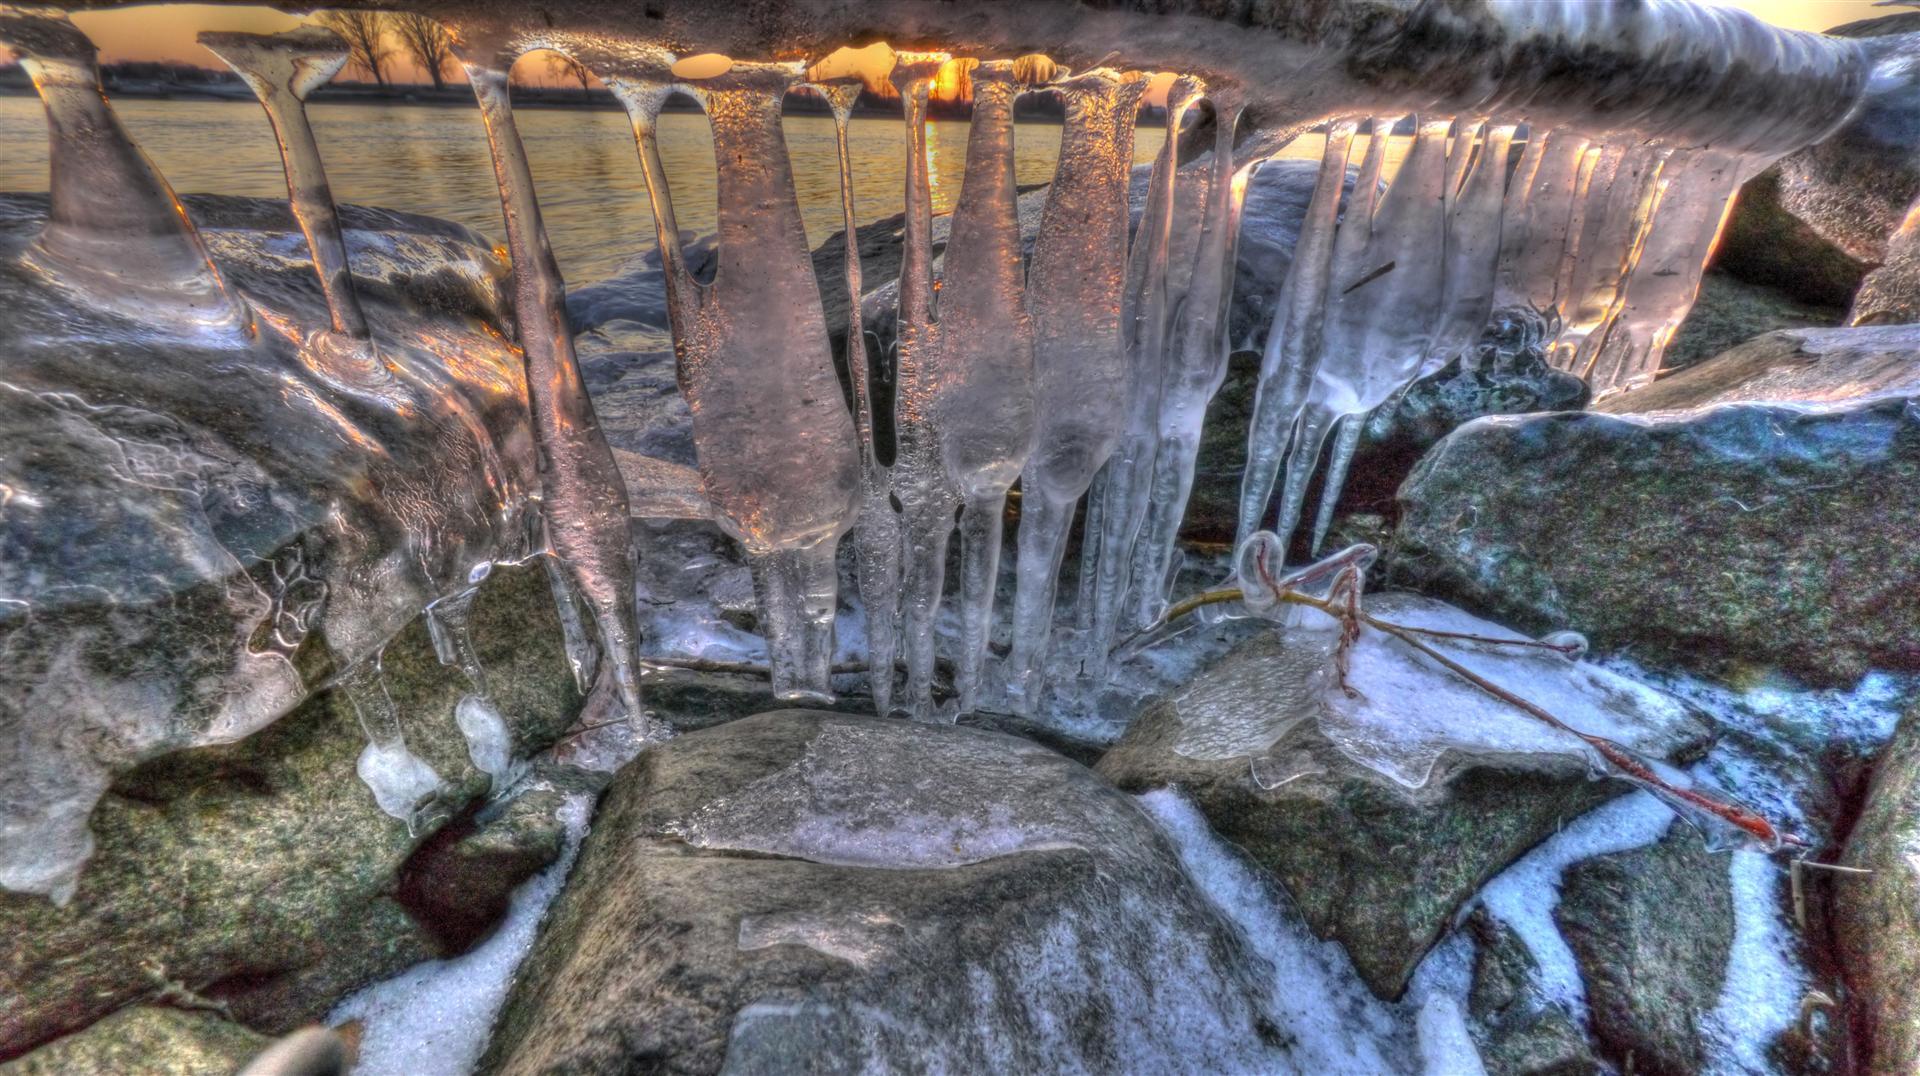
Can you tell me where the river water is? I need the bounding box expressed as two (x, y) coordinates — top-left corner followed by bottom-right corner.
(0, 94), (1172, 287)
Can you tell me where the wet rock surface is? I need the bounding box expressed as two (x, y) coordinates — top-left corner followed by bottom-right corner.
(1464, 911), (1601, 1076)
(481, 710), (1290, 1075)
(0, 563), (584, 1056)
(0, 1006), (267, 1076)
(1661, 269), (1846, 375)
(1554, 824), (1734, 1076)
(1838, 701), (1920, 1074)
(1393, 394), (1920, 686)
(1596, 323), (1920, 414)
(1095, 605), (1711, 999)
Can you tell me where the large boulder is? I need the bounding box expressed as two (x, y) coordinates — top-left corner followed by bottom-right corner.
(1554, 825), (1734, 1076)
(1095, 595), (1710, 998)
(1393, 387), (1920, 686)
(0, 561), (586, 1057)
(481, 710), (1295, 1074)
(1837, 702), (1920, 1074)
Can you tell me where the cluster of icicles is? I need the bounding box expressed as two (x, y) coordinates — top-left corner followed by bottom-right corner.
(0, 12), (1777, 789)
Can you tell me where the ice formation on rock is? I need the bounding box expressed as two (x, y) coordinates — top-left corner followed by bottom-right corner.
(0, 0), (1875, 899)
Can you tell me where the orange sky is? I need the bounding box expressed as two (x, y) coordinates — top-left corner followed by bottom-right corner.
(45, 1), (1900, 89)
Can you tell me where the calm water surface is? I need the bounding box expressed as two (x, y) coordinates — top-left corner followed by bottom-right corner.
(0, 95), (1176, 286)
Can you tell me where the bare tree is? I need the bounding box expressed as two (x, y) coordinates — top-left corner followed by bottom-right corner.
(543, 51), (593, 99)
(316, 10), (392, 88)
(389, 12), (452, 91)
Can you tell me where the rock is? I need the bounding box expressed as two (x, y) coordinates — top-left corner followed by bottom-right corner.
(1837, 701), (1920, 1074)
(0, 562), (586, 1056)
(1463, 911), (1601, 1076)
(1772, 22), (1920, 267)
(1710, 169), (1872, 311)
(0, 1006), (267, 1076)
(1335, 308), (1590, 518)
(1392, 396), (1920, 686)
(1662, 269), (1846, 375)
(1095, 597), (1710, 998)
(1594, 324), (1920, 415)
(1554, 825), (1734, 1076)
(0, 192), (542, 900)
(482, 710), (1292, 1074)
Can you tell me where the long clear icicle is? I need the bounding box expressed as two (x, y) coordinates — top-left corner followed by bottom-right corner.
(458, 50), (647, 730)
(1563, 143), (1670, 375)
(1497, 128), (1590, 316)
(1076, 75), (1201, 680)
(678, 62), (861, 703)
(1120, 91), (1252, 638)
(1584, 149), (1745, 392)
(1002, 69), (1146, 711)
(814, 77), (903, 716)
(936, 60), (1038, 715)
(889, 52), (960, 721)
(1236, 117), (1368, 547)
(1273, 116), (1451, 554)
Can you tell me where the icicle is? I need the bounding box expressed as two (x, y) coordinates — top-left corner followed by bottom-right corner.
(812, 75), (903, 717)
(455, 47), (646, 730)
(1119, 91), (1253, 641)
(668, 61), (860, 703)
(541, 552), (599, 694)
(1442, 119), (1482, 216)
(1237, 117), (1370, 548)
(0, 10), (243, 330)
(1497, 128), (1590, 316)
(887, 52), (960, 721)
(1002, 68), (1148, 711)
(338, 655), (443, 826)
(1548, 139), (1622, 342)
(198, 29), (371, 348)
(1272, 117), (1450, 554)
(1075, 75), (1202, 680)
(938, 60), (1038, 714)
(1567, 144), (1672, 381)
(1308, 412), (1363, 556)
(1584, 149), (1745, 392)
(423, 585), (519, 787)
(1429, 122), (1514, 374)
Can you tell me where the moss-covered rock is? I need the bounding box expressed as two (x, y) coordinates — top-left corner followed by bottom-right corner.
(1663, 270), (1846, 375)
(0, 1006), (268, 1076)
(1094, 620), (1709, 999)
(1464, 911), (1601, 1076)
(1710, 170), (1872, 311)
(1837, 702), (1920, 1074)
(1555, 825), (1734, 1076)
(1392, 397), (1920, 686)
(0, 562), (585, 1057)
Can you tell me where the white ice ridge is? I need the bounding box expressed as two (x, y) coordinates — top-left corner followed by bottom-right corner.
(328, 793), (592, 1076)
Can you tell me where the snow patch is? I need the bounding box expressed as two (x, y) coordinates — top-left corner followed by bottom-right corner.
(328, 793), (592, 1076)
